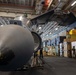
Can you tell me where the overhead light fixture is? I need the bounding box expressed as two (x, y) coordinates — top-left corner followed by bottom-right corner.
(71, 1), (76, 6)
(49, 32), (51, 34)
(26, 20), (30, 24)
(19, 16), (23, 20)
(39, 26), (42, 29)
(58, 0), (60, 2)
(1, 25), (4, 27)
(55, 28), (58, 30)
(46, 34), (48, 36)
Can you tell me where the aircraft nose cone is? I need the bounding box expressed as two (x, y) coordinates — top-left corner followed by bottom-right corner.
(0, 25), (34, 71)
(0, 47), (15, 65)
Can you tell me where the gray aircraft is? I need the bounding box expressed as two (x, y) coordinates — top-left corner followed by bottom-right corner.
(0, 15), (42, 71)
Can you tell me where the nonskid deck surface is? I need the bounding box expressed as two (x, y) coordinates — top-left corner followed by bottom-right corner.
(0, 57), (76, 75)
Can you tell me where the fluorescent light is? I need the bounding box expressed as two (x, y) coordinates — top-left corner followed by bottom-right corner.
(39, 27), (41, 29)
(71, 1), (76, 6)
(19, 16), (23, 20)
(49, 32), (51, 34)
(46, 35), (48, 36)
(26, 20), (30, 24)
(55, 28), (58, 30)
(1, 25), (4, 27)
(59, 0), (60, 2)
